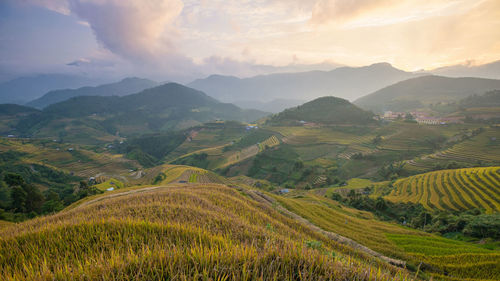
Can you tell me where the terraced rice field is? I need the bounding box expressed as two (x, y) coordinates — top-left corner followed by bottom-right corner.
(385, 167), (500, 213)
(378, 125), (443, 151)
(387, 234), (500, 280)
(0, 138), (138, 180)
(275, 190), (500, 280)
(258, 135), (280, 150)
(430, 128), (500, 164)
(270, 126), (373, 146)
(221, 135), (280, 168)
(404, 127), (500, 171)
(152, 165), (229, 185)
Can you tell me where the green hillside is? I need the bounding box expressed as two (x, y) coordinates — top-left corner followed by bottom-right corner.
(268, 96), (375, 125)
(459, 90), (500, 108)
(355, 75), (500, 112)
(0, 104), (41, 136)
(11, 83), (268, 143)
(0, 104), (39, 116)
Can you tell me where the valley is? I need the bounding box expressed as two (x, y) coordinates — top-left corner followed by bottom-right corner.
(0, 67), (499, 281)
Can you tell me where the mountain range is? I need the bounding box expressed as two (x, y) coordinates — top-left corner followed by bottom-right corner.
(0, 74), (107, 104)
(27, 78), (158, 109)
(188, 63), (420, 104)
(431, 60), (500, 79)
(354, 75), (500, 112)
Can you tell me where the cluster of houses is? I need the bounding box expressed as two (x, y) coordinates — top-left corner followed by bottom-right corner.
(246, 124), (259, 130)
(382, 111), (464, 125)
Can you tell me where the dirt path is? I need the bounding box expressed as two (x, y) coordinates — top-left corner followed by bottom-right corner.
(75, 186), (164, 209)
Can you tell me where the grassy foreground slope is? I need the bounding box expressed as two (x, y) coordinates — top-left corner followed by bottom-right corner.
(382, 167), (500, 213)
(0, 183), (410, 281)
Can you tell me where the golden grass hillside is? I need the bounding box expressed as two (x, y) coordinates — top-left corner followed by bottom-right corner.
(0, 183), (412, 281)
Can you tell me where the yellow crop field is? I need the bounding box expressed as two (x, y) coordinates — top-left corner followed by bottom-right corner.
(385, 167), (500, 213)
(0, 184), (412, 281)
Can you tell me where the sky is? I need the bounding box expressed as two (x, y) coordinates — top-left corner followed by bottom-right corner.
(1, 0), (499, 82)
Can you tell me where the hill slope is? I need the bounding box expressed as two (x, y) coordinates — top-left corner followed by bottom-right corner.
(0, 183), (410, 280)
(188, 63), (419, 103)
(44, 82), (267, 122)
(12, 83), (269, 142)
(0, 104), (39, 116)
(354, 75), (500, 112)
(269, 96), (375, 125)
(27, 77), (158, 109)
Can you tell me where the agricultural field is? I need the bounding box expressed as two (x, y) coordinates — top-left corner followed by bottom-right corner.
(0, 137), (141, 181)
(0, 183), (412, 281)
(387, 234), (500, 281)
(274, 189), (500, 280)
(94, 178), (124, 191)
(404, 126), (500, 172)
(382, 167), (500, 213)
(147, 165), (230, 185)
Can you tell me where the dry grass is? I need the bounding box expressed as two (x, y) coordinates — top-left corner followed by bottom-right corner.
(0, 184), (412, 281)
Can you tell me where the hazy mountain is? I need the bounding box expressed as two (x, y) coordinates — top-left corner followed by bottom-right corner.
(0, 74), (107, 104)
(188, 63), (420, 103)
(268, 96), (375, 125)
(431, 60), (500, 79)
(27, 77), (158, 109)
(354, 75), (500, 112)
(233, 98), (306, 113)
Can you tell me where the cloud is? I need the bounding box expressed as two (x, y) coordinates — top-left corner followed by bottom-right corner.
(67, 0), (184, 62)
(16, 0), (70, 14)
(310, 0), (396, 24)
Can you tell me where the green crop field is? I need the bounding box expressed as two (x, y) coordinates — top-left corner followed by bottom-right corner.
(404, 127), (500, 172)
(384, 167), (500, 213)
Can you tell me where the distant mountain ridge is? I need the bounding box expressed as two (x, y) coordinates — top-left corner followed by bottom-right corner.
(233, 99), (306, 113)
(188, 63), (421, 103)
(0, 74), (107, 104)
(354, 75), (500, 112)
(431, 60), (500, 79)
(27, 77), (158, 109)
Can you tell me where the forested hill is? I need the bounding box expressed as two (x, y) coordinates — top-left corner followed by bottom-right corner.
(268, 96), (375, 125)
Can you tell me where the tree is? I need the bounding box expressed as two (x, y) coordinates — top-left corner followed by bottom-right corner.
(22, 184), (44, 213)
(372, 135), (382, 145)
(0, 181), (10, 209)
(375, 197), (387, 211)
(4, 173), (24, 187)
(11, 186), (27, 213)
(79, 181), (89, 190)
